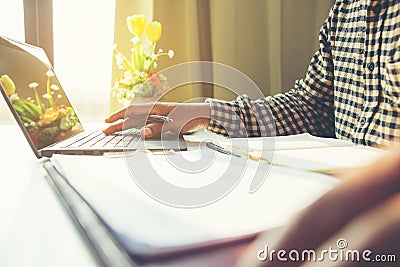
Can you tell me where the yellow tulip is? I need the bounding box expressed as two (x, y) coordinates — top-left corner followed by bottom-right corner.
(0, 74), (16, 96)
(146, 21), (162, 43)
(127, 14), (146, 36)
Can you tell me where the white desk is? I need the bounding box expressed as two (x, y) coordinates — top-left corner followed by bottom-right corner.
(2, 122), (388, 267)
(0, 125), (250, 267)
(0, 125), (99, 266)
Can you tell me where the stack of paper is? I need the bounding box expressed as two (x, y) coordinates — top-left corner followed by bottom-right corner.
(51, 149), (339, 258)
(217, 133), (387, 173)
(48, 132), (388, 258)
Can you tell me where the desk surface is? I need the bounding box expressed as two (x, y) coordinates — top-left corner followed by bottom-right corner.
(0, 125), (249, 267)
(0, 125), (100, 266)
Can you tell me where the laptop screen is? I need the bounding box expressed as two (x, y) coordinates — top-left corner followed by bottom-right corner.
(0, 35), (83, 150)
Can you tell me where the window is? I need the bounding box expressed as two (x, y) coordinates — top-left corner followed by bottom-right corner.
(1, 1), (116, 124)
(0, 0), (25, 42)
(53, 0), (116, 122)
(0, 0), (25, 124)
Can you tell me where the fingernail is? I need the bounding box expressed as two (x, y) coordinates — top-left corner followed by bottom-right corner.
(142, 127), (152, 138)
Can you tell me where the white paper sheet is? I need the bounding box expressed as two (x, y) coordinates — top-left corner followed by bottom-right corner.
(212, 133), (387, 173)
(51, 149), (339, 256)
(218, 133), (355, 152)
(271, 145), (387, 172)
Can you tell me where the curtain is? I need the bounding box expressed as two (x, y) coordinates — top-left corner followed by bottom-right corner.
(110, 0), (334, 111)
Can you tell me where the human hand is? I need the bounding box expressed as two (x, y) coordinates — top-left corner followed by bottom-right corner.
(237, 150), (400, 267)
(102, 102), (211, 138)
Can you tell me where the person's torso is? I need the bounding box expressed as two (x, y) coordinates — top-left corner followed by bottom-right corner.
(330, 0), (400, 146)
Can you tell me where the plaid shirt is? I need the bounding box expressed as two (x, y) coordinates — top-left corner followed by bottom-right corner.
(207, 0), (400, 146)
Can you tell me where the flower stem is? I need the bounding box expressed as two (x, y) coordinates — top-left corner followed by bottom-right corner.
(33, 87), (44, 113)
(46, 76), (54, 108)
(148, 52), (169, 72)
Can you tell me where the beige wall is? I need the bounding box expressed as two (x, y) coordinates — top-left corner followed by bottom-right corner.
(210, 0), (334, 98)
(281, 0), (334, 92)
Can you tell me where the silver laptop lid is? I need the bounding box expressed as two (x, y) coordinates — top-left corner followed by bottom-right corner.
(0, 35), (84, 156)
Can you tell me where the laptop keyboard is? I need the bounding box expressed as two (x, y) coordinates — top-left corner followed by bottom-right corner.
(61, 129), (142, 148)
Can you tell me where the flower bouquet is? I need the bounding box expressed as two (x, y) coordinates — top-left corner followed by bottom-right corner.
(0, 73), (82, 149)
(111, 14), (174, 106)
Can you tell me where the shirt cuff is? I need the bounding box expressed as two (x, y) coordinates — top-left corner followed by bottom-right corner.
(205, 95), (275, 137)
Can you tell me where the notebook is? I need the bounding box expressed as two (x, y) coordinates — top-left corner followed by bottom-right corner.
(0, 35), (186, 158)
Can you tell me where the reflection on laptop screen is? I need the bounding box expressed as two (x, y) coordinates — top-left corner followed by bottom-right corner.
(0, 36), (83, 150)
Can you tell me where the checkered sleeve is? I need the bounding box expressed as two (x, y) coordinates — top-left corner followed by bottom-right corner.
(207, 8), (336, 138)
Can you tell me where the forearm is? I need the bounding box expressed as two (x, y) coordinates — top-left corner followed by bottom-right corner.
(267, 87), (335, 137)
(206, 90), (335, 138)
(206, 95), (276, 138)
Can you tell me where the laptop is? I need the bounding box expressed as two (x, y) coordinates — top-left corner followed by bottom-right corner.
(0, 35), (186, 158)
